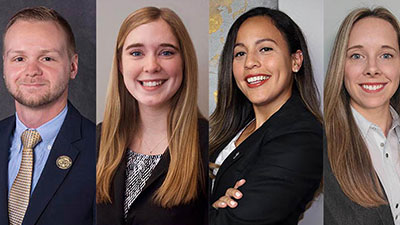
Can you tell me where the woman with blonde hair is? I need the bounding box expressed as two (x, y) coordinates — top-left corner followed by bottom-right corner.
(324, 7), (400, 225)
(96, 7), (207, 225)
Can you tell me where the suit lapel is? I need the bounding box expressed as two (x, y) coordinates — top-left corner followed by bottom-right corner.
(23, 104), (82, 225)
(211, 92), (302, 196)
(212, 145), (245, 192)
(0, 116), (15, 225)
(125, 149), (169, 224)
(212, 126), (266, 195)
(141, 150), (169, 192)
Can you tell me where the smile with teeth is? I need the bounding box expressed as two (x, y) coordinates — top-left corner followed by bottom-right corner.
(141, 80), (165, 87)
(246, 75), (270, 84)
(360, 83), (385, 91)
(362, 84), (383, 90)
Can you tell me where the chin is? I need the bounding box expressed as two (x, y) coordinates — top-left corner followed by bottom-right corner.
(354, 100), (391, 111)
(250, 99), (270, 106)
(138, 100), (165, 107)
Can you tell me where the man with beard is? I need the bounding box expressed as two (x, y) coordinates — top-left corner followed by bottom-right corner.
(0, 6), (95, 225)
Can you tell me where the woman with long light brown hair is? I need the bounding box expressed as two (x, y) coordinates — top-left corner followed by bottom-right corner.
(96, 7), (207, 225)
(324, 7), (400, 225)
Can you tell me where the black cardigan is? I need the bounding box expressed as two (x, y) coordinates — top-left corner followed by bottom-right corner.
(97, 119), (209, 225)
(210, 92), (322, 225)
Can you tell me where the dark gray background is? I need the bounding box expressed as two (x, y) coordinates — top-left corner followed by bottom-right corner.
(0, 0), (96, 123)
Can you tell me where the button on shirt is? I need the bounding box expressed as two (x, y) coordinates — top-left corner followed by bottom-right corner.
(352, 106), (400, 224)
(8, 105), (68, 195)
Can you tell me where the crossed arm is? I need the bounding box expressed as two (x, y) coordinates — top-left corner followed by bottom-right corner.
(209, 132), (322, 225)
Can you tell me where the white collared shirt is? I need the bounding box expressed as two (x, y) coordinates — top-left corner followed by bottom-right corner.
(352, 106), (400, 224)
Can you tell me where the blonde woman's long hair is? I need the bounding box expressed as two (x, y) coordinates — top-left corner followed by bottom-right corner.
(324, 7), (400, 207)
(96, 7), (203, 208)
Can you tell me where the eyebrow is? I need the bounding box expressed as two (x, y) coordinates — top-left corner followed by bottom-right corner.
(347, 45), (398, 52)
(124, 43), (180, 51)
(234, 38), (277, 48)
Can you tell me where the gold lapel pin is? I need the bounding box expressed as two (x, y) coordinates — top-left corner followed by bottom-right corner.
(56, 155), (72, 170)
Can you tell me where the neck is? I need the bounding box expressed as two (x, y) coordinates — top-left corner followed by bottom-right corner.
(352, 102), (392, 136)
(252, 90), (292, 130)
(15, 98), (68, 129)
(138, 103), (170, 136)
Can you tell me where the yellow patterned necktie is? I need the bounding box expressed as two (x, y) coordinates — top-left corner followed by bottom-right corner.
(8, 130), (41, 225)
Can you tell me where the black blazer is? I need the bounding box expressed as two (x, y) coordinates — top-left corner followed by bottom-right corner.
(210, 92), (322, 225)
(324, 145), (395, 225)
(97, 119), (209, 225)
(0, 102), (96, 225)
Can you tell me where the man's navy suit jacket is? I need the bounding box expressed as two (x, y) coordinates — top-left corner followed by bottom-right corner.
(0, 103), (95, 225)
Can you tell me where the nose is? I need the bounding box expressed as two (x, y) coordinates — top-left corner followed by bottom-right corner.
(363, 57), (381, 76)
(25, 61), (42, 77)
(244, 52), (260, 70)
(143, 54), (161, 73)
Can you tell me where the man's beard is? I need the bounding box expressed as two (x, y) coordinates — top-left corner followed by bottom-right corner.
(5, 77), (69, 108)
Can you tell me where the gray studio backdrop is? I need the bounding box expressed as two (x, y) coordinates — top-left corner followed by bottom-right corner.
(96, 0), (209, 123)
(0, 0), (96, 123)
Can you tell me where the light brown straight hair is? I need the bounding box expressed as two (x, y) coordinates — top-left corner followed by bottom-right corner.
(324, 7), (400, 207)
(96, 7), (204, 208)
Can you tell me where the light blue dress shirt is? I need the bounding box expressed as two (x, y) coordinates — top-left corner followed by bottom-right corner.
(8, 105), (68, 195)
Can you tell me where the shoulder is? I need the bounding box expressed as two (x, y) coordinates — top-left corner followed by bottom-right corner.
(198, 117), (208, 137)
(323, 151), (386, 225)
(255, 131), (322, 179)
(0, 115), (15, 145)
(80, 116), (96, 140)
(323, 144), (374, 223)
(63, 103), (96, 157)
(323, 146), (369, 224)
(197, 117), (209, 159)
(96, 122), (102, 140)
(96, 122), (102, 155)
(67, 102), (95, 135)
(0, 114), (15, 128)
(262, 92), (322, 151)
(256, 97), (323, 175)
(265, 93), (322, 139)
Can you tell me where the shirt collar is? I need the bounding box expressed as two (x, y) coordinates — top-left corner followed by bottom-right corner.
(351, 105), (400, 139)
(15, 104), (68, 146)
(351, 106), (373, 138)
(389, 106), (400, 129)
(389, 106), (400, 142)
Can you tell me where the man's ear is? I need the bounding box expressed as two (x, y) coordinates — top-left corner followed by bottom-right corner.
(70, 54), (78, 79)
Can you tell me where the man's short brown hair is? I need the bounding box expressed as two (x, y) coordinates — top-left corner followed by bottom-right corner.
(4, 6), (76, 56)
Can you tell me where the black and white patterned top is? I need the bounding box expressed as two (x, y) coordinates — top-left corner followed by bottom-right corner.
(124, 149), (162, 218)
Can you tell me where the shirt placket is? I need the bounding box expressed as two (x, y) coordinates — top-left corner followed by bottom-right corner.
(380, 127), (400, 224)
